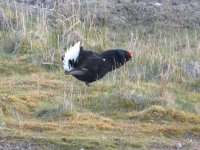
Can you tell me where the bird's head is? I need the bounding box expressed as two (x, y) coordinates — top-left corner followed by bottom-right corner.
(119, 50), (132, 62)
(109, 50), (132, 68)
(127, 50), (132, 60)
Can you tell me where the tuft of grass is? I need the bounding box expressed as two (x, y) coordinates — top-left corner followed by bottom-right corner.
(186, 79), (200, 92)
(36, 101), (74, 121)
(132, 105), (200, 124)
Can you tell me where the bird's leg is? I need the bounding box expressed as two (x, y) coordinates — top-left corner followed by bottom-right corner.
(85, 82), (90, 86)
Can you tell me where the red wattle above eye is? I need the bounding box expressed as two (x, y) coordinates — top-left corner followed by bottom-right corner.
(128, 50), (132, 57)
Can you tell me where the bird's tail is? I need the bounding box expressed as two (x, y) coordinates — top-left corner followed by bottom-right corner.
(62, 41), (81, 72)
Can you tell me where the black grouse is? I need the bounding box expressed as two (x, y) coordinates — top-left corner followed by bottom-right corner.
(62, 42), (132, 86)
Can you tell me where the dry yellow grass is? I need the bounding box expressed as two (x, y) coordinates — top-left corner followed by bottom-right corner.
(0, 61), (200, 149)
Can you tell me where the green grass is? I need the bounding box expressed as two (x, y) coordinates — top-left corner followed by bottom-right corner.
(1, 49), (200, 149)
(1, 58), (200, 149)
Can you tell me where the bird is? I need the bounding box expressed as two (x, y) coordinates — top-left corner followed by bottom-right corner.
(62, 42), (132, 86)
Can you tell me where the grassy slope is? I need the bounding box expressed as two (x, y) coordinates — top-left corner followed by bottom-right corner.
(0, 54), (200, 150)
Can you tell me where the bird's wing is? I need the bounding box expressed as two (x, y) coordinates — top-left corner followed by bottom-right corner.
(69, 56), (109, 76)
(63, 42), (81, 71)
(69, 68), (88, 75)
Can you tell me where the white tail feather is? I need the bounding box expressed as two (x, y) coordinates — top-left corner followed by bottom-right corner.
(63, 42), (81, 71)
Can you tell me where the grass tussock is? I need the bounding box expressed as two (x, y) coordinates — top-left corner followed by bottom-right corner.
(6, 112), (114, 133)
(132, 105), (200, 124)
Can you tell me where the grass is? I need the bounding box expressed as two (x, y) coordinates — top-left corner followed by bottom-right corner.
(1, 61), (200, 149)
(0, 0), (200, 149)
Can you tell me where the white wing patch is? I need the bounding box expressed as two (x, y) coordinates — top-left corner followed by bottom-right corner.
(63, 41), (81, 72)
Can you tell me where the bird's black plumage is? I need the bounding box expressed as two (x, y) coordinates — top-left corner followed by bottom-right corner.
(62, 42), (132, 85)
